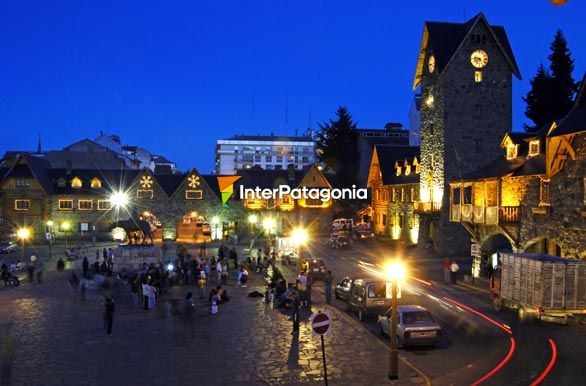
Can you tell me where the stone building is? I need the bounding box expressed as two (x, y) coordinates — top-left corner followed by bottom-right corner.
(367, 145), (420, 243)
(449, 77), (586, 274)
(412, 13), (521, 255)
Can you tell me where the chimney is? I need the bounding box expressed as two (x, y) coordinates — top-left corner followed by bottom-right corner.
(287, 164), (295, 181)
(66, 160), (72, 174)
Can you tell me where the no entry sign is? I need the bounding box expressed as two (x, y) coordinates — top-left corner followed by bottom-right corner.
(311, 311), (331, 336)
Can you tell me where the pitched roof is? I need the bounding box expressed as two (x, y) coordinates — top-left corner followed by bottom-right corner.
(548, 72), (586, 137)
(1, 154), (54, 194)
(375, 145), (420, 185)
(155, 173), (187, 196)
(47, 169), (140, 195)
(233, 167), (305, 190)
(222, 135), (314, 143)
(413, 13), (521, 88)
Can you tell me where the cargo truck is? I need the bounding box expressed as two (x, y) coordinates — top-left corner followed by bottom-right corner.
(490, 252), (586, 323)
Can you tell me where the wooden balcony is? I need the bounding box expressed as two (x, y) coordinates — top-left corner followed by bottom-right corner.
(499, 206), (520, 223)
(450, 205), (519, 225)
(415, 201), (442, 214)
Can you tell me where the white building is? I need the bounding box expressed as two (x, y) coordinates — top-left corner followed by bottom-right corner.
(215, 134), (316, 175)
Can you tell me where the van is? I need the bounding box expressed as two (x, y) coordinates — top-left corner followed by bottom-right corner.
(332, 218), (354, 231)
(345, 278), (391, 321)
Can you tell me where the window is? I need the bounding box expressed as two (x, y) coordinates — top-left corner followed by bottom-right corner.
(185, 190), (203, 200)
(474, 71), (483, 83)
(540, 178), (550, 206)
(276, 156), (283, 163)
(56, 178), (66, 188)
(452, 186), (461, 205)
(400, 189), (405, 202)
(90, 178), (102, 188)
(463, 186), (473, 205)
(16, 179), (30, 187)
(71, 177), (82, 188)
(475, 139), (482, 152)
(429, 124), (434, 135)
(98, 200), (111, 211)
(430, 154), (435, 169)
(265, 156), (272, 162)
(382, 213), (387, 226)
(304, 198), (322, 207)
(302, 156), (309, 163)
(414, 158), (420, 174)
(59, 199), (73, 211)
(14, 199), (30, 211)
(78, 200), (93, 211)
(506, 143), (518, 160)
(392, 189), (397, 203)
(254, 155), (261, 162)
(396, 163), (401, 176)
(425, 93), (434, 108)
(475, 104), (481, 118)
(137, 189), (153, 199)
(409, 214), (415, 229)
(529, 140), (540, 157)
(410, 187), (415, 203)
(399, 213), (406, 228)
(405, 163), (411, 175)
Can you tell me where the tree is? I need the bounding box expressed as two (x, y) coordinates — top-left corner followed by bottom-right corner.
(316, 106), (360, 188)
(523, 30), (577, 132)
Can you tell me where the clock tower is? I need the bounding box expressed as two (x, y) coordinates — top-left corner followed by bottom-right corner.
(413, 13), (521, 255)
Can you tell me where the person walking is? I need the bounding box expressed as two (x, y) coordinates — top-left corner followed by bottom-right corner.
(130, 277), (139, 307)
(67, 272), (79, 302)
(442, 258), (452, 284)
(306, 273), (314, 306)
(104, 298), (115, 335)
(147, 281), (157, 310)
(324, 270), (333, 304)
(450, 260), (460, 284)
(141, 279), (149, 310)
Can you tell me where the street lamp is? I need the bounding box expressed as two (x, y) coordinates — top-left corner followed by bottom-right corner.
(262, 217), (276, 251)
(248, 214), (258, 235)
(46, 221), (54, 259)
(17, 227), (31, 262)
(291, 227), (308, 261)
(61, 221), (71, 250)
(383, 261), (407, 380)
(109, 190), (129, 208)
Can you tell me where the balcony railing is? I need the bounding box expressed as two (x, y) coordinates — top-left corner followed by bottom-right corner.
(499, 206), (520, 223)
(415, 201), (442, 214)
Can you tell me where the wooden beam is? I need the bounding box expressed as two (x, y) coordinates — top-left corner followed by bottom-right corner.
(460, 222), (478, 240)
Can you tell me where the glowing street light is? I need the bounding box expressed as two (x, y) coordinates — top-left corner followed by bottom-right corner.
(46, 220), (54, 227)
(383, 260), (407, 380)
(248, 214), (258, 224)
(262, 217), (277, 251)
(17, 227), (30, 261)
(109, 190), (129, 208)
(61, 221), (71, 250)
(291, 227), (309, 263)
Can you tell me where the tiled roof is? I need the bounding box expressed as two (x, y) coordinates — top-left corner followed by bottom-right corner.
(375, 145), (420, 185)
(549, 73), (586, 137)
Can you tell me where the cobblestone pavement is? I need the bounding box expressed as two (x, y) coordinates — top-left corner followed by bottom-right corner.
(0, 243), (424, 386)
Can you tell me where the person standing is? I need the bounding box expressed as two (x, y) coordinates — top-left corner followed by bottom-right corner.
(147, 281), (157, 310)
(82, 257), (89, 276)
(306, 273), (313, 306)
(67, 272), (79, 302)
(130, 277), (139, 307)
(450, 260), (460, 284)
(216, 259), (223, 287)
(104, 298), (115, 335)
(442, 258), (451, 284)
(141, 279), (149, 310)
(291, 289), (300, 334)
(324, 271), (333, 304)
(230, 248), (238, 270)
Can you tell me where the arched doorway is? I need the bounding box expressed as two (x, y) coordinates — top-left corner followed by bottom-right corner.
(176, 212), (211, 243)
(525, 238), (562, 257)
(139, 211), (162, 242)
(482, 233), (513, 276)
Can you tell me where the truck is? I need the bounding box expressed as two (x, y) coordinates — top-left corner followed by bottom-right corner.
(490, 252), (586, 323)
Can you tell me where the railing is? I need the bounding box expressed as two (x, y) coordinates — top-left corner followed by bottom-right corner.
(473, 206), (485, 223)
(499, 206), (520, 223)
(449, 205), (500, 225)
(461, 204), (473, 222)
(450, 204), (461, 222)
(485, 206), (498, 225)
(415, 201), (442, 214)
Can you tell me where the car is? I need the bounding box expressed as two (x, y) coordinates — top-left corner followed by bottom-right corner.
(378, 305), (442, 348)
(0, 241), (17, 254)
(334, 276), (355, 300)
(202, 222), (211, 236)
(306, 258), (328, 280)
(333, 235), (352, 249)
(345, 278), (391, 321)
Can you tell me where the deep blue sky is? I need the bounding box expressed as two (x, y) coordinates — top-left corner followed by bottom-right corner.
(1, 0), (584, 173)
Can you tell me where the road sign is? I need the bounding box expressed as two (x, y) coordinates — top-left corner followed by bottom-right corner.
(311, 311), (331, 336)
(386, 283), (401, 299)
(471, 243), (481, 257)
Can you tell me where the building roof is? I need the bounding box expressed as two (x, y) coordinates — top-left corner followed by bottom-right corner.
(234, 166), (305, 190)
(548, 73), (586, 137)
(413, 13), (521, 89)
(221, 135), (314, 143)
(375, 145), (420, 185)
(46, 169), (140, 195)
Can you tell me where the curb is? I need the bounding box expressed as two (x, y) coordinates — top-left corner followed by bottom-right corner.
(455, 281), (490, 294)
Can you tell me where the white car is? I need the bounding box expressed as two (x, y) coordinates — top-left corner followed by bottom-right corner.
(378, 305), (442, 347)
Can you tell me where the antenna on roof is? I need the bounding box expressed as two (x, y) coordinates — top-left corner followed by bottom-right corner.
(37, 134), (42, 154)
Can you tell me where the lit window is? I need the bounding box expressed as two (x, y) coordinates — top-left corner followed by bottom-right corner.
(137, 189), (153, 199)
(392, 189), (397, 203)
(14, 199), (31, 211)
(404, 160), (411, 175)
(474, 71), (483, 83)
(529, 140), (540, 157)
(71, 177), (82, 188)
(78, 200), (93, 211)
(56, 178), (66, 188)
(401, 189), (405, 202)
(395, 161), (401, 176)
(410, 187), (415, 202)
(413, 157), (420, 174)
(90, 178), (102, 188)
(59, 200), (73, 211)
(16, 179), (30, 187)
(540, 178), (550, 206)
(425, 93), (434, 108)
(98, 200), (111, 211)
(185, 190), (203, 200)
(506, 144), (518, 160)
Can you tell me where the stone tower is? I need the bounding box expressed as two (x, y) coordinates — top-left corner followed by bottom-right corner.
(413, 13), (521, 255)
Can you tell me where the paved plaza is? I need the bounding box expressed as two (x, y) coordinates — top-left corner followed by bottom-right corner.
(0, 244), (423, 386)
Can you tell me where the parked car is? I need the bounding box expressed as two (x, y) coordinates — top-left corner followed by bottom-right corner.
(332, 218), (354, 232)
(0, 241), (17, 254)
(345, 278), (391, 321)
(330, 235), (352, 249)
(306, 258), (328, 280)
(378, 305), (442, 347)
(335, 276), (355, 300)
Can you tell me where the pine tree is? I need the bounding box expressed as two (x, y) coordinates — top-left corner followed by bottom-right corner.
(523, 64), (555, 132)
(316, 106), (360, 188)
(523, 30), (577, 132)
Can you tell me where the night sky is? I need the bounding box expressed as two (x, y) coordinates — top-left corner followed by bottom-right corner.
(1, 0), (584, 173)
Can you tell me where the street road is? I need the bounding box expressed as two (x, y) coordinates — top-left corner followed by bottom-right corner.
(301, 238), (586, 386)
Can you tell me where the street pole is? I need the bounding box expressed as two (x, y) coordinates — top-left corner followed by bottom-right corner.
(20, 238), (25, 262)
(389, 281), (399, 380)
(320, 334), (329, 386)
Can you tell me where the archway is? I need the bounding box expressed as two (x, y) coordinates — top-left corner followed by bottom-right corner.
(481, 233), (513, 277)
(525, 238), (562, 257)
(139, 210), (162, 242)
(176, 211), (211, 243)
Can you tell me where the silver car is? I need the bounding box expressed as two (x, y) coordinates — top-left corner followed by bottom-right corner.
(378, 305), (442, 347)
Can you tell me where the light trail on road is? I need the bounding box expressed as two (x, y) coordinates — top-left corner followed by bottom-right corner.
(529, 338), (558, 386)
(443, 296), (512, 335)
(471, 336), (516, 386)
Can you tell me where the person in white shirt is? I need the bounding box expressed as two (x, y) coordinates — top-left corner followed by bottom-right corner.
(216, 260), (223, 287)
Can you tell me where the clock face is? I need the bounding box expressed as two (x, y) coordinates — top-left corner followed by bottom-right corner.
(428, 55), (435, 73)
(470, 50), (489, 69)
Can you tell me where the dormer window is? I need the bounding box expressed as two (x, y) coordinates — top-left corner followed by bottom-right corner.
(413, 157), (420, 174)
(404, 160), (411, 176)
(71, 177), (82, 188)
(90, 178), (102, 188)
(506, 144), (518, 160)
(395, 161), (401, 176)
(56, 178), (66, 188)
(529, 140), (540, 157)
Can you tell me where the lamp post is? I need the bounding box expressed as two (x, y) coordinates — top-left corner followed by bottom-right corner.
(46, 221), (54, 259)
(262, 217), (276, 252)
(61, 221), (71, 250)
(248, 214), (258, 236)
(291, 227), (308, 263)
(17, 227), (30, 262)
(384, 261), (407, 380)
(211, 216), (220, 241)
